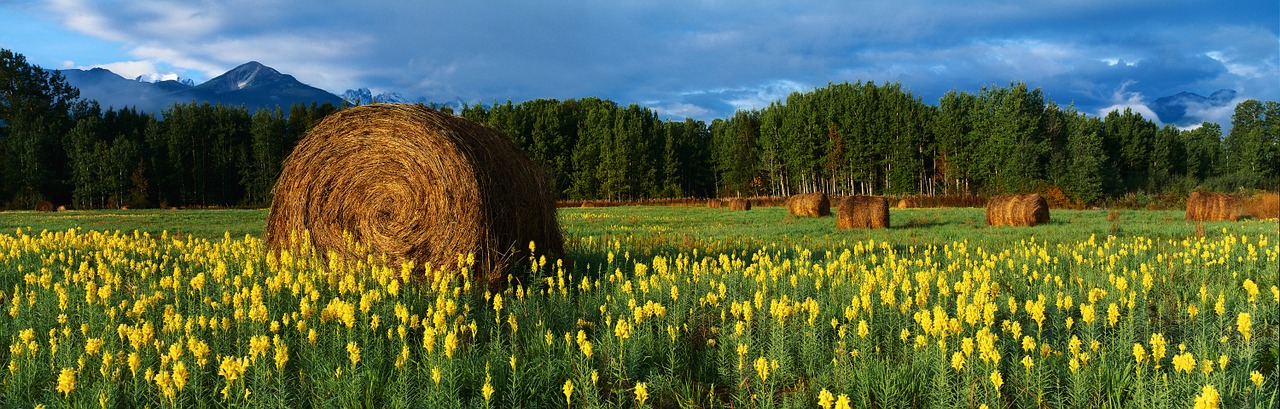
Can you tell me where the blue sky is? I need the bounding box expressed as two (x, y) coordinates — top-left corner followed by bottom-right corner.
(1, 0), (1276, 125)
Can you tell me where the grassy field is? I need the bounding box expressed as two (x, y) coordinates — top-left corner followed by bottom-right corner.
(0, 206), (1276, 408)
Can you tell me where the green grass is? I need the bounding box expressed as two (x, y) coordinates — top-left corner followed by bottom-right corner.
(0, 209), (266, 240)
(0, 206), (1262, 247)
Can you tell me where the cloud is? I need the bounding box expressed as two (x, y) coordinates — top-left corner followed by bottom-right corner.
(1094, 81), (1162, 123)
(83, 60), (177, 81)
(21, 0), (1280, 122)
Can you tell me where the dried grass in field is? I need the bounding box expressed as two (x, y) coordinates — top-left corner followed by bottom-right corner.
(707, 199), (724, 209)
(985, 194), (1050, 227)
(1241, 192), (1279, 220)
(266, 104), (563, 288)
(837, 196), (889, 229)
(1185, 192), (1239, 222)
(786, 193), (830, 217)
(727, 198), (751, 210)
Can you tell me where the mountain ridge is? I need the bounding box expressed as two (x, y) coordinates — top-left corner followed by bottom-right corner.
(57, 62), (343, 114)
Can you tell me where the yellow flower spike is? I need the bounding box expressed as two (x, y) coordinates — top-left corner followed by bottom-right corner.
(834, 393), (851, 409)
(1236, 313), (1252, 343)
(635, 382), (649, 406)
(482, 363), (494, 404)
(990, 370), (1003, 396)
(1250, 371), (1265, 387)
(754, 356), (770, 382)
(431, 366), (442, 385)
(562, 379), (574, 406)
(56, 367), (76, 396)
(1193, 384), (1220, 409)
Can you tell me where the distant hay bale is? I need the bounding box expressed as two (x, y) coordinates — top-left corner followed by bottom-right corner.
(55, 205), (66, 212)
(985, 194), (1050, 227)
(1185, 192), (1239, 221)
(837, 196), (889, 229)
(896, 197), (918, 209)
(266, 104), (564, 288)
(706, 199), (724, 208)
(786, 193), (830, 217)
(34, 200), (53, 212)
(727, 198), (751, 210)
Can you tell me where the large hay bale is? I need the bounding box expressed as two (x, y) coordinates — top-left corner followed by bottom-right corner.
(266, 104), (563, 287)
(985, 194), (1050, 227)
(837, 196), (889, 229)
(727, 198), (751, 210)
(786, 193), (830, 217)
(1186, 192), (1239, 221)
(34, 200), (54, 212)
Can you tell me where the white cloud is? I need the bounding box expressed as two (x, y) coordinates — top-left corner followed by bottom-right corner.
(1095, 81), (1161, 123)
(82, 60), (177, 81)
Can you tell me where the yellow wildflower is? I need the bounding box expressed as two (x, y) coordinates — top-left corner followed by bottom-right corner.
(562, 379), (574, 406)
(1237, 313), (1252, 343)
(1193, 384), (1219, 409)
(754, 356), (770, 382)
(635, 382), (649, 406)
(1172, 351), (1196, 374)
(56, 368), (76, 396)
(834, 394), (851, 409)
(347, 342), (361, 368)
(817, 388), (834, 409)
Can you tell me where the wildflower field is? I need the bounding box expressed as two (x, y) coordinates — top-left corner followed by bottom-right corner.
(0, 207), (1276, 408)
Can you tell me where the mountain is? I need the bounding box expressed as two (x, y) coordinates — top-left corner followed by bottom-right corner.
(58, 62), (342, 114)
(1149, 89), (1237, 126)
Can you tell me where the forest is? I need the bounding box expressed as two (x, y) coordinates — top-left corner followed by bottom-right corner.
(2, 49), (1277, 209)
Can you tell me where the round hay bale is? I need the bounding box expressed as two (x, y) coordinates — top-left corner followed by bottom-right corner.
(985, 194), (1050, 227)
(786, 192), (830, 217)
(1185, 192), (1239, 221)
(34, 200), (54, 212)
(55, 205), (67, 212)
(896, 197), (918, 209)
(727, 198), (751, 211)
(837, 196), (889, 229)
(266, 104), (564, 287)
(706, 199), (724, 209)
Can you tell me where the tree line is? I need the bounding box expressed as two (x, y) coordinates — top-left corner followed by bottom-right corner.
(2, 49), (1276, 209)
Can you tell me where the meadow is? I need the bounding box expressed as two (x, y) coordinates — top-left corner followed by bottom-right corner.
(0, 206), (1276, 408)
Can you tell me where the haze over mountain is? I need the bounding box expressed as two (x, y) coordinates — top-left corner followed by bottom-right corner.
(1148, 89), (1238, 127)
(58, 61), (342, 114)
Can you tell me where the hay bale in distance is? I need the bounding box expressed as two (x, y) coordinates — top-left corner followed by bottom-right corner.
(837, 196), (889, 229)
(896, 197), (918, 209)
(34, 200), (54, 212)
(55, 205), (67, 212)
(786, 193), (830, 217)
(1185, 192), (1239, 221)
(266, 104), (564, 288)
(985, 194), (1050, 227)
(706, 199), (724, 208)
(727, 198), (751, 210)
